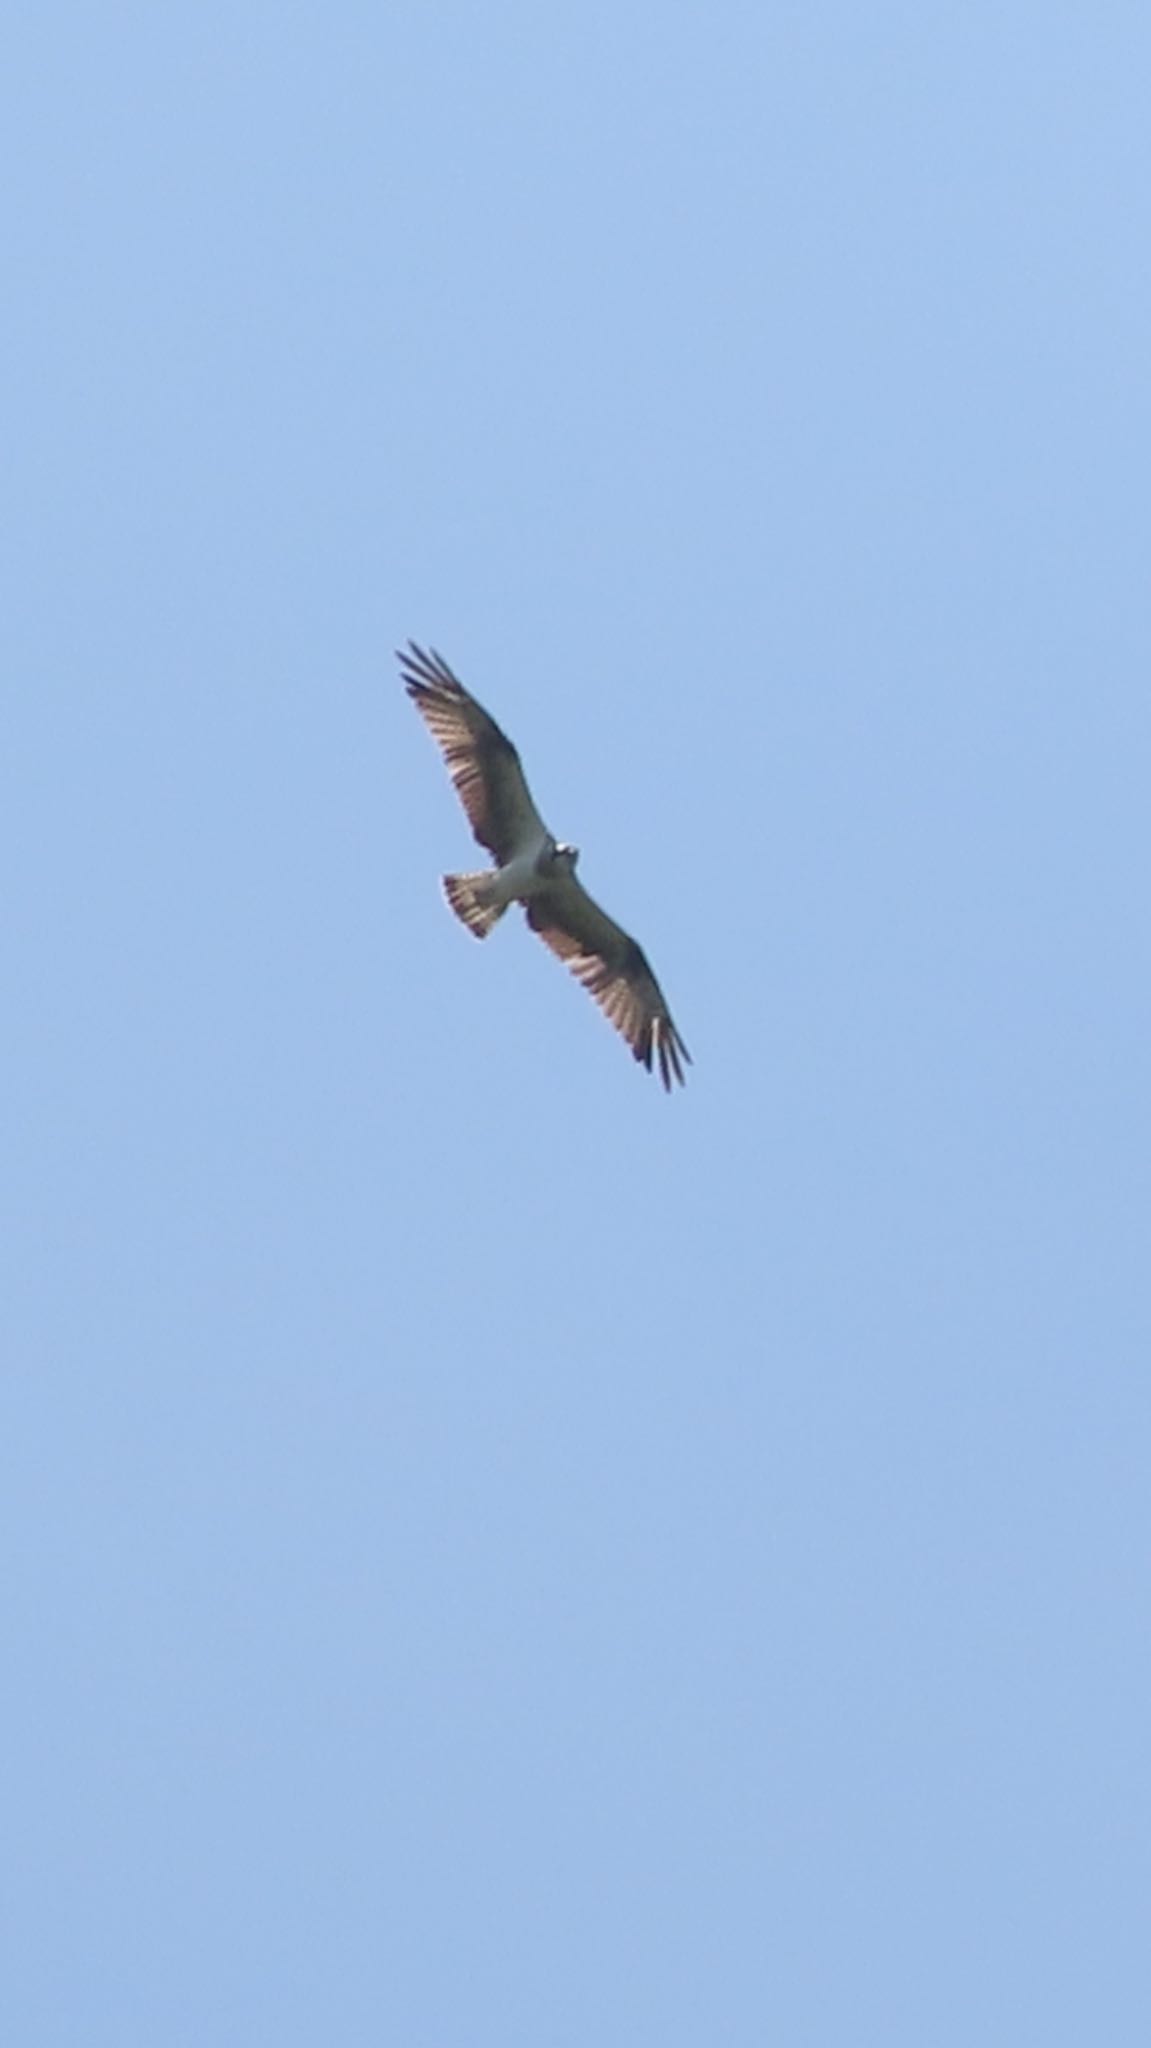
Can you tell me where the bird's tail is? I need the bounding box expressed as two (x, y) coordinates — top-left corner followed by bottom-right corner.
(442, 871), (507, 940)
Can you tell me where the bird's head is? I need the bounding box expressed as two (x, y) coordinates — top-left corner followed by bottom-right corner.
(552, 841), (580, 873)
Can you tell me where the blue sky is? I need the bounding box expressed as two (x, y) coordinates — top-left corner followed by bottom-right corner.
(3, 3), (1149, 2041)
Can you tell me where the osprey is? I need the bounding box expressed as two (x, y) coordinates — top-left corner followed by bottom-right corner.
(400, 643), (690, 1090)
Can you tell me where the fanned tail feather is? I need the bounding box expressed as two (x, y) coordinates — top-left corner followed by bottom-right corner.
(443, 871), (506, 939)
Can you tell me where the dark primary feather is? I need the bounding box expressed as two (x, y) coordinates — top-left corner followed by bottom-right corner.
(397, 642), (547, 863)
(526, 882), (691, 1091)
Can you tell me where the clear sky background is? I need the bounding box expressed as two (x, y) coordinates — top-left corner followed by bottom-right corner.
(3, 4), (1148, 2042)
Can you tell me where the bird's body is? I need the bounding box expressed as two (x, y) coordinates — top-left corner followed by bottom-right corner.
(400, 642), (690, 1090)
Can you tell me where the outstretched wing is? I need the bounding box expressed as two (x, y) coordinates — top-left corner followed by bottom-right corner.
(526, 878), (691, 1090)
(399, 642), (549, 864)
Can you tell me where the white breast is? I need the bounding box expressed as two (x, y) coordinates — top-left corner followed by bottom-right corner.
(488, 836), (550, 907)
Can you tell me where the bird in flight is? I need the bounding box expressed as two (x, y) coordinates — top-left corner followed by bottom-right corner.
(400, 643), (690, 1090)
